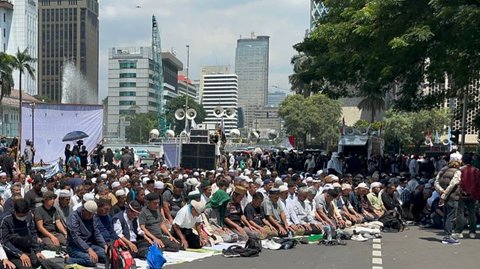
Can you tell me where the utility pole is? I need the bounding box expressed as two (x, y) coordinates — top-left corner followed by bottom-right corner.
(184, 45), (190, 132)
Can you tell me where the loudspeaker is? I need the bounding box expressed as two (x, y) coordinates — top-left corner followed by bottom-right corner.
(190, 129), (209, 137)
(181, 144), (216, 170)
(190, 136), (209, 143)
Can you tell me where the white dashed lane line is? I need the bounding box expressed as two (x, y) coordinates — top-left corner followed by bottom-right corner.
(372, 238), (383, 269)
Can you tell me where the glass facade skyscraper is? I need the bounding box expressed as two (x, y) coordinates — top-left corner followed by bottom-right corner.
(235, 35), (269, 128)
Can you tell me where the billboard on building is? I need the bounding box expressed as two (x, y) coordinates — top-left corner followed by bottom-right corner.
(21, 103), (103, 164)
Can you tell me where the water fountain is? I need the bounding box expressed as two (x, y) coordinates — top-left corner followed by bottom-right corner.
(60, 61), (97, 104)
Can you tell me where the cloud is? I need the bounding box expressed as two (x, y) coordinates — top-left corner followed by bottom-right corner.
(98, 0), (310, 101)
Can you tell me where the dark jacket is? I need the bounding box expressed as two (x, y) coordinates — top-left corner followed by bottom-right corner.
(94, 214), (118, 244)
(66, 207), (106, 251)
(112, 211), (141, 241)
(0, 212), (40, 257)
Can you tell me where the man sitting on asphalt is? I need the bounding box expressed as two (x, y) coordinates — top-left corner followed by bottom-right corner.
(367, 182), (385, 217)
(139, 193), (181, 252)
(55, 189), (73, 226)
(111, 189), (127, 215)
(350, 183), (376, 222)
(113, 201), (150, 258)
(163, 180), (186, 224)
(94, 198), (117, 244)
(291, 187), (323, 235)
(0, 199), (46, 269)
(315, 188), (344, 229)
(224, 186), (263, 240)
(66, 200), (107, 267)
(263, 188), (289, 236)
(338, 183), (363, 224)
(244, 192), (278, 238)
(34, 191), (68, 249)
(172, 199), (208, 249)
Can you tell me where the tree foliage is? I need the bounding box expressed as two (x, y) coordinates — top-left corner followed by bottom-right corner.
(279, 93), (342, 148)
(295, 0), (480, 111)
(382, 108), (450, 151)
(165, 95), (206, 134)
(0, 53), (14, 105)
(125, 112), (158, 144)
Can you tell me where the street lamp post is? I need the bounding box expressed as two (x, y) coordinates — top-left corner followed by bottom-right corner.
(30, 102), (35, 163)
(184, 45), (190, 132)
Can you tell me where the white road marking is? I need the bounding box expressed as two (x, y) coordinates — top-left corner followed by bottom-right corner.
(372, 258), (383, 265)
(373, 238), (382, 243)
(373, 244), (382, 249)
(372, 250), (382, 256)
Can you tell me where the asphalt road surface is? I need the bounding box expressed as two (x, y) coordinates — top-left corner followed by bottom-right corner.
(167, 226), (480, 269)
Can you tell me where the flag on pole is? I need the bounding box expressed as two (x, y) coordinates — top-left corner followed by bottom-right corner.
(434, 130), (441, 144)
(191, 118), (197, 129)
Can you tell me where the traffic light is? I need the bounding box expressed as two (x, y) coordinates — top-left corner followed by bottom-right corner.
(450, 129), (460, 145)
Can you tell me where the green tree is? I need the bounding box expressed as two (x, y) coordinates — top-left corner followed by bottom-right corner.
(279, 93), (342, 148)
(0, 52), (14, 105)
(383, 108), (450, 153)
(292, 0), (480, 111)
(125, 112), (158, 144)
(165, 95), (206, 134)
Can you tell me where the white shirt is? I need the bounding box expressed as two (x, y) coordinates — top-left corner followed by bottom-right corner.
(173, 204), (201, 229)
(113, 211), (143, 242)
(0, 243), (7, 260)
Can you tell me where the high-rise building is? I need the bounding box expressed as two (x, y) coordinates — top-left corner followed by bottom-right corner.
(105, 47), (183, 139)
(235, 34), (269, 128)
(310, 0), (327, 30)
(268, 90), (289, 107)
(38, 0), (99, 103)
(201, 71), (238, 133)
(0, 1), (13, 53)
(199, 65), (231, 104)
(6, 0), (38, 96)
(177, 73), (197, 101)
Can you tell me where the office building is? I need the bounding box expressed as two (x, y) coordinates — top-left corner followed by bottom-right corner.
(0, 1), (13, 54)
(310, 0), (327, 30)
(268, 90), (288, 107)
(105, 47), (183, 139)
(201, 71), (238, 133)
(235, 34), (269, 128)
(178, 73), (197, 101)
(38, 0), (99, 103)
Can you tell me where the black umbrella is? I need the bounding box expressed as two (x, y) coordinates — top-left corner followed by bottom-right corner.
(62, 131), (89, 142)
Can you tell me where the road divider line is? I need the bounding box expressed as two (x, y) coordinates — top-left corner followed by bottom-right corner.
(373, 244), (382, 249)
(372, 250), (382, 256)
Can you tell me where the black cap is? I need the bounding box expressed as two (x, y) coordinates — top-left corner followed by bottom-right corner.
(145, 192), (160, 201)
(173, 180), (184, 189)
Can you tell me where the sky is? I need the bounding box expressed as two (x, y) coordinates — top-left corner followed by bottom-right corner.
(98, 0), (311, 102)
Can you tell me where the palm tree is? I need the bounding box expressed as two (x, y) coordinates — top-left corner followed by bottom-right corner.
(0, 52), (14, 105)
(289, 53), (313, 97)
(357, 91), (386, 123)
(12, 48), (36, 161)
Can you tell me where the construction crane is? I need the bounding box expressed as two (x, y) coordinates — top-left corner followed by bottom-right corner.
(151, 15), (167, 135)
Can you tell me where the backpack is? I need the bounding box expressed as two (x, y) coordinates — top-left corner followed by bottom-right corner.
(146, 244), (166, 269)
(222, 245), (260, 258)
(106, 239), (137, 269)
(378, 210), (404, 232)
(460, 165), (480, 199)
(244, 237), (262, 252)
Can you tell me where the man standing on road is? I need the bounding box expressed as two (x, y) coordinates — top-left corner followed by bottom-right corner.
(455, 153), (480, 239)
(434, 160), (462, 245)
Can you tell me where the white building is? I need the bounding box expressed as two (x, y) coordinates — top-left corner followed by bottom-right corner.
(105, 47), (183, 139)
(6, 0), (38, 96)
(201, 71), (238, 133)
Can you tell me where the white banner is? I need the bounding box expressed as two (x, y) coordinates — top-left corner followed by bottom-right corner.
(21, 103), (104, 164)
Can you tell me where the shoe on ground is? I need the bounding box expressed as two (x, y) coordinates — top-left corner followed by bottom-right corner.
(452, 233), (464, 239)
(442, 236), (460, 245)
(351, 234), (368, 242)
(262, 239), (282, 250)
(469, 233), (476, 239)
(362, 233), (375, 239)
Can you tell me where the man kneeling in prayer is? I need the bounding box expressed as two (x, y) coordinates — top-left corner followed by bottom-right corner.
(172, 199), (208, 249)
(113, 201), (150, 258)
